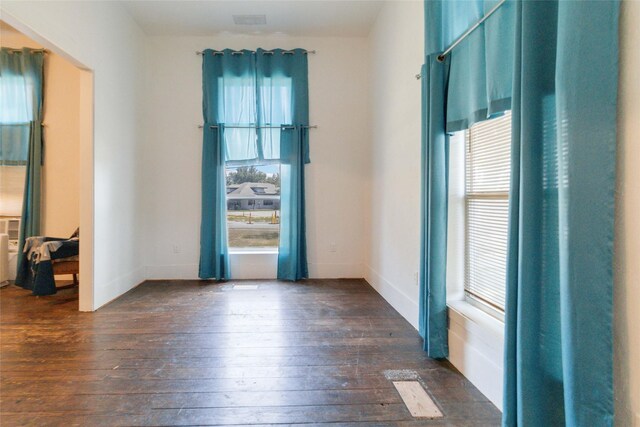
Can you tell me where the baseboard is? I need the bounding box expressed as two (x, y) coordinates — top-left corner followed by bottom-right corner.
(363, 264), (419, 330)
(145, 264), (199, 280)
(308, 262), (363, 279)
(145, 260), (364, 280)
(94, 265), (145, 310)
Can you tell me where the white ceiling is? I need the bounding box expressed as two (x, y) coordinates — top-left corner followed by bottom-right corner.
(120, 1), (386, 37)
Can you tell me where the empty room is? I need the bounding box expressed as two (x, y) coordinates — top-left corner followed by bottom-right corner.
(0, 0), (638, 426)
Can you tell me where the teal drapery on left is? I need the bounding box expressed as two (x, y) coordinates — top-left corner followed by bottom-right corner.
(418, 57), (450, 358)
(199, 123), (230, 280)
(503, 0), (619, 425)
(0, 48), (43, 165)
(0, 48), (44, 272)
(202, 49), (258, 167)
(199, 50), (243, 279)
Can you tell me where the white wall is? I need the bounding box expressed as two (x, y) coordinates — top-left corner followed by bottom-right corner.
(615, 1), (640, 424)
(142, 34), (369, 280)
(365, 0), (424, 327)
(0, 23), (81, 238)
(1, 1), (148, 309)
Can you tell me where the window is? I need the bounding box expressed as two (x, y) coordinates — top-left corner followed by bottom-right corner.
(464, 111), (512, 315)
(225, 165), (281, 249)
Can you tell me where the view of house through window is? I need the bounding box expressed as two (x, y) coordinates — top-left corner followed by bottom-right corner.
(226, 164), (281, 249)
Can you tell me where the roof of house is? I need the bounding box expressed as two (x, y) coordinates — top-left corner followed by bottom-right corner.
(227, 182), (280, 200)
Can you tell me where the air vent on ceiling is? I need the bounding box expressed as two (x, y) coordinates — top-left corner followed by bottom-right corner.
(233, 15), (267, 25)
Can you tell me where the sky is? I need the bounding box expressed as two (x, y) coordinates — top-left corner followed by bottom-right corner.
(226, 164), (280, 175)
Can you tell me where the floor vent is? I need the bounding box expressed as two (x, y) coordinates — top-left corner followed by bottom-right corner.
(231, 284), (259, 290)
(383, 369), (420, 381)
(393, 381), (443, 419)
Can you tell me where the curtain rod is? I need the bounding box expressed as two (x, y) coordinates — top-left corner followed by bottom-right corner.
(198, 125), (318, 129)
(196, 49), (316, 56)
(436, 0), (507, 62)
(3, 48), (49, 54)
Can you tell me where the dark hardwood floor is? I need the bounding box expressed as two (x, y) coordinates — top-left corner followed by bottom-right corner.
(0, 279), (500, 426)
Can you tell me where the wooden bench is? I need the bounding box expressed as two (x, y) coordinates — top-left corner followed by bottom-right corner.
(52, 260), (79, 290)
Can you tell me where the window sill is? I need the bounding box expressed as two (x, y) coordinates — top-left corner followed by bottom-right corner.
(229, 249), (278, 255)
(447, 299), (504, 340)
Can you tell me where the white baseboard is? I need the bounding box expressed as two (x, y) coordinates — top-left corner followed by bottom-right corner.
(145, 264), (199, 280)
(362, 264), (503, 410)
(363, 264), (419, 330)
(308, 262), (363, 278)
(94, 265), (145, 310)
(145, 259), (363, 281)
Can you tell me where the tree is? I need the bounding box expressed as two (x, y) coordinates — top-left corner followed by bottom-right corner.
(265, 172), (281, 187)
(227, 166), (267, 184)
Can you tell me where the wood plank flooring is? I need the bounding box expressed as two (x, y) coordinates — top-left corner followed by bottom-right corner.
(0, 279), (501, 426)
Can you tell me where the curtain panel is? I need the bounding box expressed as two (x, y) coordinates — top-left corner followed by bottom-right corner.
(418, 57), (450, 358)
(419, 0), (513, 359)
(0, 48), (45, 273)
(256, 49), (310, 280)
(199, 123), (230, 280)
(424, 0), (515, 132)
(421, 0), (619, 423)
(0, 48), (44, 165)
(199, 48), (310, 281)
(503, 0), (619, 425)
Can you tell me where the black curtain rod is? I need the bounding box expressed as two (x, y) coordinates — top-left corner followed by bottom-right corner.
(197, 124), (318, 129)
(3, 48), (49, 54)
(196, 49), (316, 56)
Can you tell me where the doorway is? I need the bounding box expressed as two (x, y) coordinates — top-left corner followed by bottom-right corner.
(0, 20), (94, 311)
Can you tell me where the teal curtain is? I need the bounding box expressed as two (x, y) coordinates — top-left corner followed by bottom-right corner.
(424, 0), (515, 133)
(418, 57), (450, 358)
(278, 127), (308, 280)
(0, 48), (44, 271)
(445, 0), (514, 131)
(257, 49), (309, 280)
(202, 49), (258, 166)
(419, 0), (513, 358)
(199, 49), (310, 280)
(199, 50), (247, 279)
(199, 123), (229, 280)
(503, 0), (619, 425)
(0, 48), (43, 165)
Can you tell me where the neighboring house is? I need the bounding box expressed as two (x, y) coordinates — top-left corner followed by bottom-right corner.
(226, 182), (280, 210)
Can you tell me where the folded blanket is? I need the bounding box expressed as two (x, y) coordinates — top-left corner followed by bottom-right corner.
(16, 237), (80, 296)
(23, 237), (65, 263)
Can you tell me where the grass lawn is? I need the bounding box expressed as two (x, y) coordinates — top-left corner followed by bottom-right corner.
(227, 211), (279, 224)
(228, 229), (279, 248)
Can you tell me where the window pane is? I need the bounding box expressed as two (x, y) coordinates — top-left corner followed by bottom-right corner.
(466, 112), (512, 194)
(226, 164), (280, 249)
(0, 74), (34, 124)
(0, 165), (26, 216)
(258, 76), (292, 161)
(465, 111), (511, 313)
(218, 77), (259, 163)
(466, 197), (509, 310)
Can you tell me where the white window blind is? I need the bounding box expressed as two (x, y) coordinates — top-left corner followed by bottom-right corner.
(465, 111), (511, 312)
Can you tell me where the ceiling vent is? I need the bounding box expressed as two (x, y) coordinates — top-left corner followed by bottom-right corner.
(233, 15), (267, 25)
